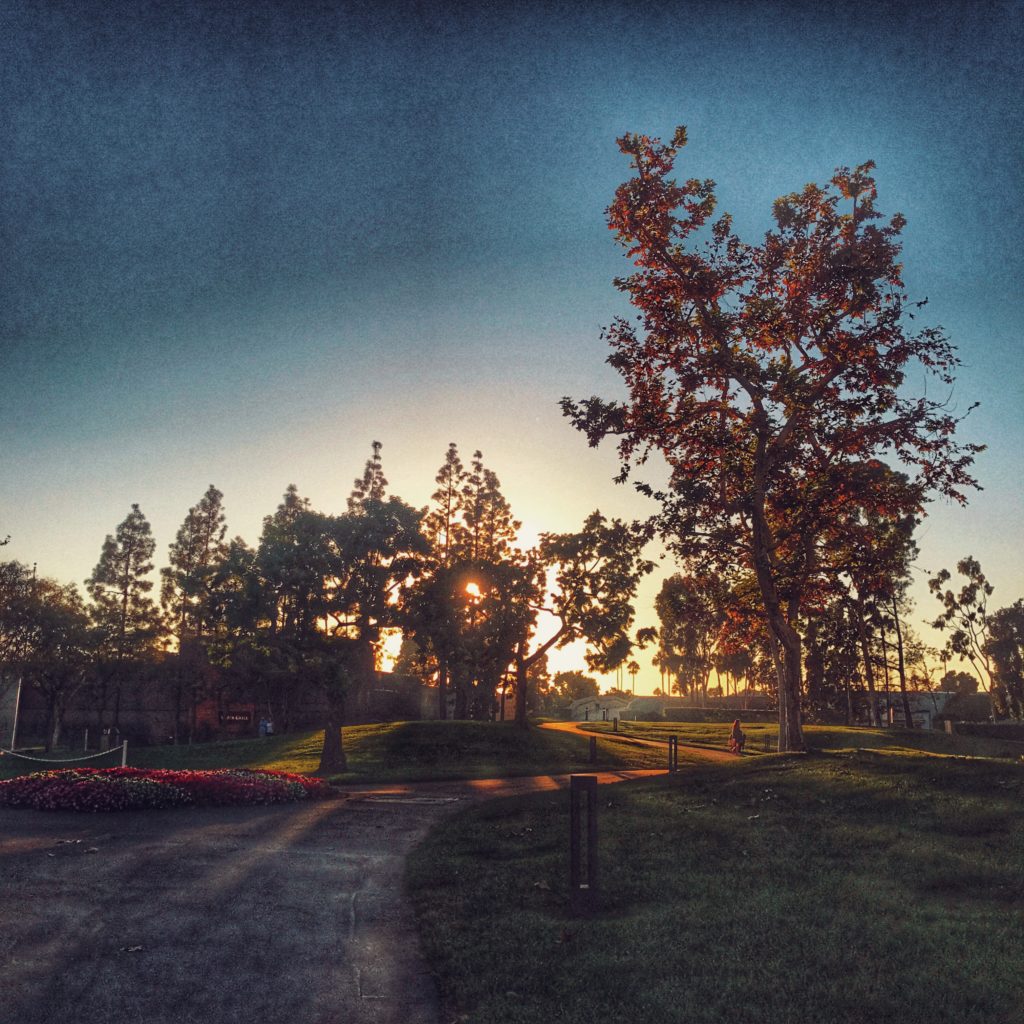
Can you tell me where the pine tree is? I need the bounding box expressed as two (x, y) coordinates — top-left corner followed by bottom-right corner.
(422, 442), (467, 568)
(348, 440), (388, 512)
(161, 485), (229, 742)
(161, 485), (228, 646)
(86, 503), (162, 728)
(87, 503), (161, 663)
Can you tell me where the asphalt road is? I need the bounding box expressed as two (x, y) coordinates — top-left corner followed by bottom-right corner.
(0, 770), (663, 1024)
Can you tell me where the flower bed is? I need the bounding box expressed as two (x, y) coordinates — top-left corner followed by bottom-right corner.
(0, 767), (332, 812)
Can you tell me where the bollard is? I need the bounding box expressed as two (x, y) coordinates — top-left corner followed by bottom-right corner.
(588, 735), (597, 764)
(668, 735), (679, 773)
(569, 774), (598, 914)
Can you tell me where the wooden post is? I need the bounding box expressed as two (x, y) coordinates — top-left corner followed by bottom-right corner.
(668, 735), (679, 773)
(588, 735), (597, 764)
(613, 717), (618, 733)
(570, 774), (598, 914)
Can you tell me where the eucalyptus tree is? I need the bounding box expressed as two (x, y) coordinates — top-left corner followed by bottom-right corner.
(511, 512), (654, 727)
(0, 561), (35, 695)
(930, 558), (1022, 718)
(21, 577), (92, 749)
(985, 600), (1023, 718)
(655, 573), (728, 704)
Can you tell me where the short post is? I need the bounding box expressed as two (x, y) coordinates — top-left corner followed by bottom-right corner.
(613, 717), (618, 733)
(121, 740), (128, 767)
(569, 774), (598, 914)
(668, 735), (679, 773)
(83, 727), (89, 752)
(588, 735), (597, 764)
(944, 719), (955, 735)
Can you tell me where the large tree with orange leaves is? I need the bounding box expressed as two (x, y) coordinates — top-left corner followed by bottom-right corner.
(564, 127), (980, 751)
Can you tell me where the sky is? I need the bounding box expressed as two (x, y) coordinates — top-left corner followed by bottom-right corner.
(2, 0), (1022, 692)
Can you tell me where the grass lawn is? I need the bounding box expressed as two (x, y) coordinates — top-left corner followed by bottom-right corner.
(0, 720), (667, 783)
(407, 749), (1024, 1024)
(582, 719), (1024, 761)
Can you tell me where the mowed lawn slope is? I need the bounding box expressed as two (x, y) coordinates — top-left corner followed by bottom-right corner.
(408, 748), (1024, 1024)
(1, 720), (666, 783)
(581, 719), (1024, 761)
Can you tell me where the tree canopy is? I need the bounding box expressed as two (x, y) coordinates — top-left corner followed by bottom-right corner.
(564, 126), (980, 749)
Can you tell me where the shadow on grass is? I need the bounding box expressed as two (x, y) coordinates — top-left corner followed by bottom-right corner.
(0, 720), (666, 785)
(408, 750), (1024, 1024)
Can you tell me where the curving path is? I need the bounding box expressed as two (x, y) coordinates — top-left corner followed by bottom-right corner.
(0, 768), (663, 1024)
(540, 718), (738, 763)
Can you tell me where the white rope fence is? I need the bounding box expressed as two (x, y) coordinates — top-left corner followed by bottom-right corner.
(0, 741), (128, 767)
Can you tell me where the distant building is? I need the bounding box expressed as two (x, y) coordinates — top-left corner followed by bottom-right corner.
(878, 690), (954, 730)
(570, 696), (630, 722)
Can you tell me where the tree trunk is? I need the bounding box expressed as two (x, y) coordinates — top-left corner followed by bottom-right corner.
(49, 692), (64, 752)
(749, 486), (806, 752)
(437, 652), (448, 720)
(854, 598), (881, 727)
(318, 692), (347, 773)
(514, 655), (529, 729)
(880, 626), (892, 721)
(891, 596), (914, 728)
(453, 673), (468, 720)
(774, 629), (805, 752)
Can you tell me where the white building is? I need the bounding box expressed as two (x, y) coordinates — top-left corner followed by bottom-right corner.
(569, 696), (630, 722)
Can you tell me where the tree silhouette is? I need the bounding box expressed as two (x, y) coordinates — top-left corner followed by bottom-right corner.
(86, 504), (162, 729)
(564, 127), (980, 750)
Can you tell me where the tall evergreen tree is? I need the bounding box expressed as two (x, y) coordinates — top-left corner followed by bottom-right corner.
(348, 440), (388, 511)
(459, 451), (520, 563)
(161, 485), (229, 645)
(86, 503), (162, 728)
(422, 442), (467, 568)
(160, 485), (229, 741)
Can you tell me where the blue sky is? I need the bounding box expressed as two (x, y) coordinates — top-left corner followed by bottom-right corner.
(2, 0), (1021, 687)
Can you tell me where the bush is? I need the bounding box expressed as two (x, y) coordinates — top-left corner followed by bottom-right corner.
(0, 767), (332, 812)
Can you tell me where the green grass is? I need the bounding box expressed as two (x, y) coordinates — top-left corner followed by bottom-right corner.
(0, 721), (667, 783)
(407, 749), (1024, 1024)
(582, 719), (1024, 761)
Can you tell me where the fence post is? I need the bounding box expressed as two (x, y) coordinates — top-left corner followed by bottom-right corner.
(569, 774), (598, 914)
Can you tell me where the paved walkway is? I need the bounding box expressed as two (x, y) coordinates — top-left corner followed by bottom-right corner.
(540, 718), (737, 763)
(0, 769), (664, 1024)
